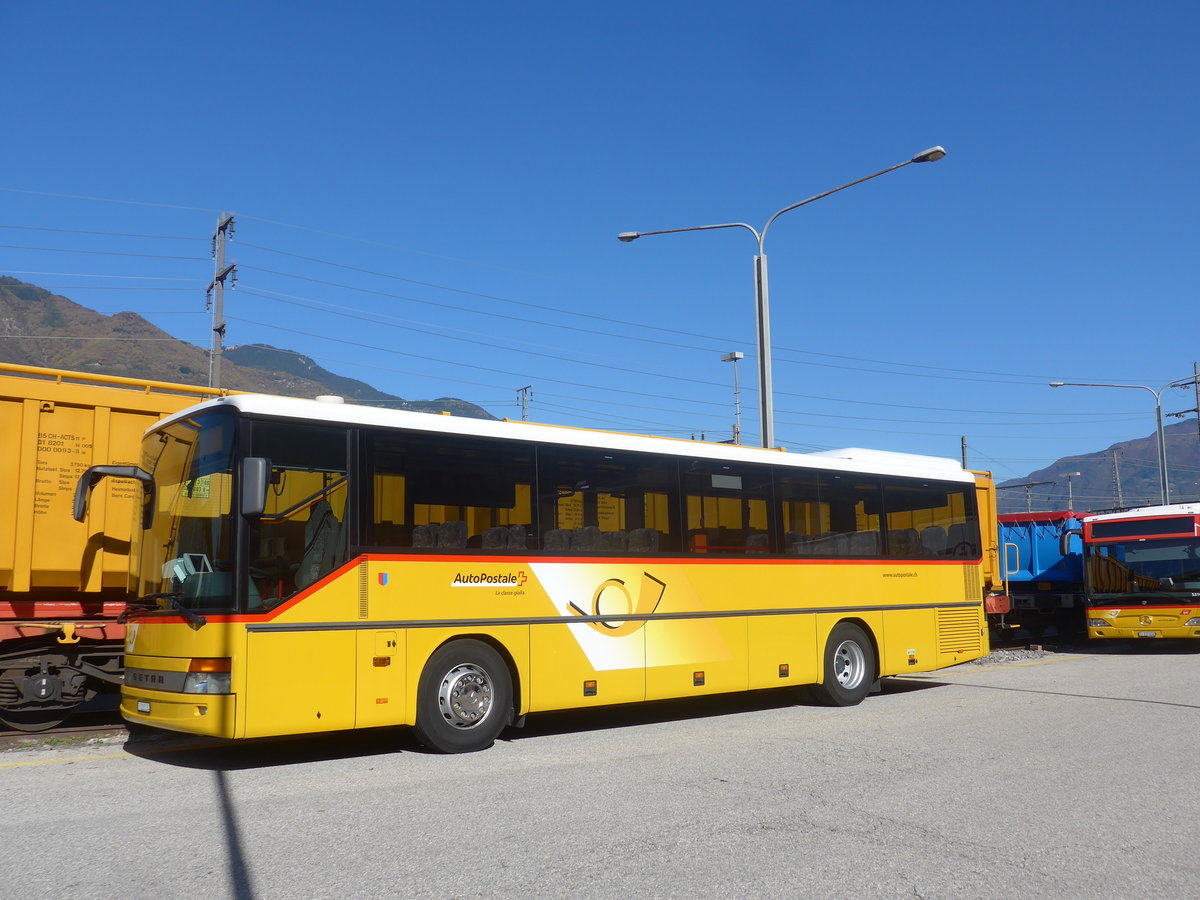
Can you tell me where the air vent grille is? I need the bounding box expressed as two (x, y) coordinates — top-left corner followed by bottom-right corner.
(937, 607), (981, 653)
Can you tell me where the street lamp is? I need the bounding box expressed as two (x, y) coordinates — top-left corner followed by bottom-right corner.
(721, 351), (744, 444)
(1060, 472), (1081, 511)
(619, 146), (947, 449)
(1049, 377), (1197, 505)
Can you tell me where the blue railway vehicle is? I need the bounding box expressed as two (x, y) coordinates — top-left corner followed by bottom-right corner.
(997, 511), (1086, 638)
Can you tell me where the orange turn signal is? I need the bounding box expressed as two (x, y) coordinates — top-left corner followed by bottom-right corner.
(187, 658), (231, 673)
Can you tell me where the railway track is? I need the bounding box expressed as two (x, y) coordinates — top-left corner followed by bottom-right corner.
(0, 709), (126, 750)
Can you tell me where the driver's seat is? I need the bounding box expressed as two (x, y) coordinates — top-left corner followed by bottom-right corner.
(294, 500), (342, 591)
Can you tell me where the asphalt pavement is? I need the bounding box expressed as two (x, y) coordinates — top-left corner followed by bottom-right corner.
(3, 643), (1198, 899)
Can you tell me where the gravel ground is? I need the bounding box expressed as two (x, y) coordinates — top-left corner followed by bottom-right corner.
(967, 645), (1052, 665)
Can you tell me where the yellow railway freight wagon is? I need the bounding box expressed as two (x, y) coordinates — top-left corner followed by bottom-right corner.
(77, 392), (994, 753)
(0, 363), (227, 730)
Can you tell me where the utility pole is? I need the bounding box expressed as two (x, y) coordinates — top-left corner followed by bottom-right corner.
(960, 436), (968, 469)
(997, 480), (1056, 513)
(1110, 449), (1124, 508)
(1165, 363), (1200, 497)
(207, 212), (236, 388)
(517, 385), (533, 421)
(722, 352), (744, 445)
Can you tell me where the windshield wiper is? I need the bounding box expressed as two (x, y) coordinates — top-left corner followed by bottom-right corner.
(165, 596), (208, 627)
(118, 592), (178, 623)
(118, 592), (207, 627)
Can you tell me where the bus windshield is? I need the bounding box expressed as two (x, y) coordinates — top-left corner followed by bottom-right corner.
(1087, 538), (1200, 598)
(135, 408), (239, 613)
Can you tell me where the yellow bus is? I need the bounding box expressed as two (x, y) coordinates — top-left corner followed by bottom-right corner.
(1081, 503), (1200, 640)
(75, 394), (991, 752)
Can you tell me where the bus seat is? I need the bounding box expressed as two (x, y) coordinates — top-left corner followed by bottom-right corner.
(506, 524), (528, 549)
(544, 529), (572, 551)
(628, 528), (661, 553)
(947, 523), (972, 555)
(295, 500), (342, 590)
(921, 525), (948, 557)
(600, 530), (628, 552)
(848, 531), (880, 555)
(412, 524), (438, 548)
(888, 528), (921, 556)
(746, 532), (769, 554)
(437, 520), (468, 548)
(482, 526), (508, 550)
(571, 526), (603, 551)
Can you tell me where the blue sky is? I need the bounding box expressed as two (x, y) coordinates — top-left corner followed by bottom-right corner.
(3, 2), (1198, 494)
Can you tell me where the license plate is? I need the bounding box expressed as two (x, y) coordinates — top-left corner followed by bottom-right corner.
(1138, 631), (1157, 638)
(137, 700), (151, 713)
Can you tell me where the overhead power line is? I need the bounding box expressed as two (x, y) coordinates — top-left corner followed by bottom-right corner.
(0, 243), (206, 262)
(236, 241), (1103, 387)
(0, 186), (216, 213)
(0, 224), (199, 241)
(233, 282), (1133, 420)
(2, 270), (196, 281)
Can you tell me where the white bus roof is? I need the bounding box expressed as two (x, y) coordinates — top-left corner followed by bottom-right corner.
(1083, 503), (1200, 524)
(153, 394), (976, 484)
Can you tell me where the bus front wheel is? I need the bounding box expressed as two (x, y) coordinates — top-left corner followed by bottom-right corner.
(810, 622), (875, 707)
(414, 640), (513, 753)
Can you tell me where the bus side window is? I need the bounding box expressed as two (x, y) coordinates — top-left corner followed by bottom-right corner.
(681, 460), (773, 555)
(882, 477), (978, 558)
(823, 476), (883, 557)
(366, 431), (533, 553)
(535, 447), (679, 554)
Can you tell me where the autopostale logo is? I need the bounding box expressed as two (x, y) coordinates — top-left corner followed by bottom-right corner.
(451, 571), (528, 588)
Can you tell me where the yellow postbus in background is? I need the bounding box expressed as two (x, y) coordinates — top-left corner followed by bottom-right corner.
(1080, 503), (1200, 640)
(76, 394), (991, 752)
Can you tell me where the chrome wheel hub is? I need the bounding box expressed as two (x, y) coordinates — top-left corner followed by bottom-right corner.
(832, 640), (866, 690)
(438, 664), (493, 730)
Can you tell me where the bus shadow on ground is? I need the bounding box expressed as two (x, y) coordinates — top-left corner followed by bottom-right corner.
(125, 680), (945, 770)
(123, 726), (420, 770)
(1075, 640), (1200, 656)
(507, 677), (944, 745)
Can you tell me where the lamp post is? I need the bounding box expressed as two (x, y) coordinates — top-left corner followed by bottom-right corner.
(1049, 377), (1197, 505)
(1060, 471), (1081, 511)
(619, 146), (947, 449)
(721, 351), (744, 444)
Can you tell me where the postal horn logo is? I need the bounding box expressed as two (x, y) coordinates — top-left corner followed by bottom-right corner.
(568, 571), (666, 637)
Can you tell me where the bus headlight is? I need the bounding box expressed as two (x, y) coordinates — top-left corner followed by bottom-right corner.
(182, 672), (231, 694)
(182, 658), (231, 694)
(1186, 618), (1200, 627)
(1087, 619), (1108, 628)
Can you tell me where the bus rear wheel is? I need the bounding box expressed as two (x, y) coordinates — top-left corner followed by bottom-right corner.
(810, 622), (875, 707)
(414, 640), (512, 754)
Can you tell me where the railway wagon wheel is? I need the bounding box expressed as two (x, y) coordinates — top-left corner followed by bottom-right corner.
(0, 661), (92, 732)
(809, 622), (876, 707)
(413, 640), (513, 754)
(0, 707), (74, 732)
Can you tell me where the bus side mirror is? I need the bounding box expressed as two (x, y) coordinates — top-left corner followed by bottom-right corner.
(1060, 527), (1082, 557)
(74, 465), (156, 529)
(241, 457), (271, 519)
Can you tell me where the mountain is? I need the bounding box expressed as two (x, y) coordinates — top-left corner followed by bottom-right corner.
(994, 419), (1200, 513)
(0, 276), (494, 419)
